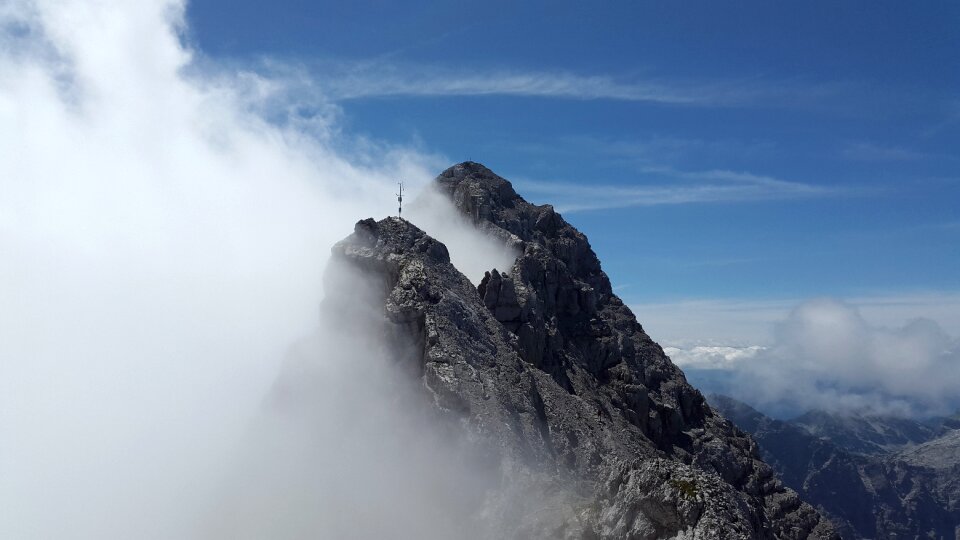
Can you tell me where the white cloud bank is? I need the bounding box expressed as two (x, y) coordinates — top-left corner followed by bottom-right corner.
(0, 1), (514, 539)
(663, 345), (764, 370)
(662, 298), (960, 418)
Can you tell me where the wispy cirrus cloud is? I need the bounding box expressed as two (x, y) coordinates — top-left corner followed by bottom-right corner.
(255, 60), (857, 108)
(513, 166), (835, 212)
(327, 69), (704, 104)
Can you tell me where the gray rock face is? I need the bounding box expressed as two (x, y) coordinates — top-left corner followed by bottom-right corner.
(324, 162), (837, 539)
(712, 394), (960, 539)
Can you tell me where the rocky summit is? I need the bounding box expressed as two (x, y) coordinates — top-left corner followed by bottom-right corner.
(322, 162), (838, 539)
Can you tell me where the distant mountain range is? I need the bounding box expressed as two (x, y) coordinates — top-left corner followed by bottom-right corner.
(711, 395), (960, 539)
(790, 409), (946, 455)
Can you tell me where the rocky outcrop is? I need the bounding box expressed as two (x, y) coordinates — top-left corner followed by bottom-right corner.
(712, 394), (960, 539)
(321, 162), (837, 539)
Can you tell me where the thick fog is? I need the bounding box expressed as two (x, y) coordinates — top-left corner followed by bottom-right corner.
(0, 1), (514, 538)
(406, 185), (520, 284)
(204, 256), (502, 540)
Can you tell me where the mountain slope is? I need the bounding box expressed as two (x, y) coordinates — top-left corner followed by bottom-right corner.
(900, 429), (960, 470)
(712, 394), (960, 539)
(791, 410), (939, 455)
(305, 162), (838, 538)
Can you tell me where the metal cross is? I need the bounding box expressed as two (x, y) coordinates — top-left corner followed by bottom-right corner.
(397, 180), (403, 216)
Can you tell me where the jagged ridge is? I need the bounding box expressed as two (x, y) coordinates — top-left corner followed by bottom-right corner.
(326, 162), (838, 539)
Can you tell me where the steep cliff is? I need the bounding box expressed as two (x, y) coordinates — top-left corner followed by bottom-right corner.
(313, 162), (838, 539)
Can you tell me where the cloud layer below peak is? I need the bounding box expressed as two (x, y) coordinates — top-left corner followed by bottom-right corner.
(662, 298), (960, 418)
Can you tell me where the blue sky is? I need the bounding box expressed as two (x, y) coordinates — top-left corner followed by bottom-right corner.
(186, 1), (959, 339)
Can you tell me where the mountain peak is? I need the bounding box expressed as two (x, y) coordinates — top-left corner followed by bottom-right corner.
(305, 164), (839, 538)
(436, 161), (524, 226)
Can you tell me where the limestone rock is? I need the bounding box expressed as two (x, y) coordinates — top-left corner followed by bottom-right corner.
(323, 162), (838, 539)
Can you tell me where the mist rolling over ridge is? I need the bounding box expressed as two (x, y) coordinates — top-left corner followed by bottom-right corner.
(3, 1), (959, 539)
(0, 2), (506, 538)
(206, 253), (504, 540)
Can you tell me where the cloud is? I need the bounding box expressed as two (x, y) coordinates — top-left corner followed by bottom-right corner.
(325, 67), (704, 104)
(0, 1), (509, 539)
(256, 59), (859, 109)
(234, 58), (704, 105)
(405, 184), (519, 284)
(663, 345), (764, 370)
(206, 252), (500, 540)
(666, 298), (960, 418)
(512, 166), (834, 212)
